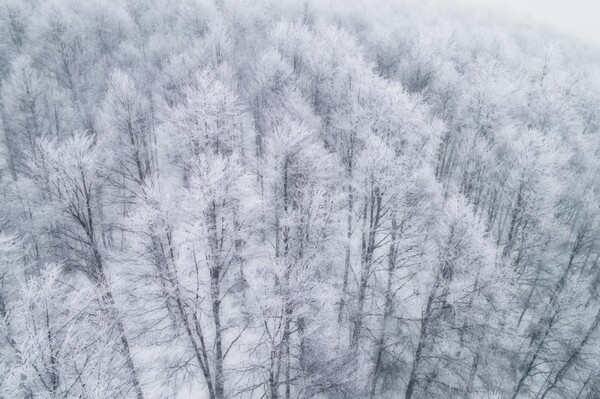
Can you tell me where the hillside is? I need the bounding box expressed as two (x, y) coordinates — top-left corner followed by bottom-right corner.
(1, 0), (600, 398)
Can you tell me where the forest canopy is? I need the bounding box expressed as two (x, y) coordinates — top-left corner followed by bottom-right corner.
(1, 0), (600, 398)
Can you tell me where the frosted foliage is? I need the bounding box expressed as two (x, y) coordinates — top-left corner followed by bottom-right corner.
(0, 1), (600, 399)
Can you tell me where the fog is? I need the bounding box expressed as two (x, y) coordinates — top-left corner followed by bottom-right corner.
(452, 0), (600, 47)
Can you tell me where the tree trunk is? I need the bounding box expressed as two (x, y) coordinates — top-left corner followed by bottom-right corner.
(511, 311), (557, 399)
(338, 164), (354, 325)
(87, 201), (145, 399)
(370, 215), (398, 398)
(352, 187), (382, 348)
(405, 274), (440, 399)
(539, 308), (600, 399)
(211, 266), (225, 399)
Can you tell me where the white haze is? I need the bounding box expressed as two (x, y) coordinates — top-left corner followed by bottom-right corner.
(453, 0), (600, 48)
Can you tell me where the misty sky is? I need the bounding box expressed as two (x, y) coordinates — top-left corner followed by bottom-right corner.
(453, 0), (600, 48)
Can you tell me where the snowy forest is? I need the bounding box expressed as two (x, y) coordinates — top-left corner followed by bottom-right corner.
(1, 0), (600, 398)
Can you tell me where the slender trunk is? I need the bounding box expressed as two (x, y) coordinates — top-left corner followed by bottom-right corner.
(269, 330), (281, 399)
(575, 372), (593, 399)
(297, 317), (306, 372)
(0, 100), (19, 180)
(207, 199), (225, 399)
(150, 232), (179, 326)
(352, 187), (382, 347)
(126, 119), (146, 184)
(338, 177), (354, 325)
(280, 160), (292, 399)
(405, 274), (440, 399)
(174, 293), (215, 399)
(513, 234), (583, 397)
(517, 260), (542, 328)
(539, 308), (600, 399)
(465, 352), (480, 398)
(167, 240), (215, 399)
(99, 286), (145, 399)
(503, 185), (523, 259)
(45, 300), (59, 395)
(370, 335), (385, 399)
(463, 320), (488, 397)
(211, 266), (224, 399)
(285, 318), (291, 399)
(370, 215), (398, 398)
(82, 181), (145, 399)
(511, 311), (557, 399)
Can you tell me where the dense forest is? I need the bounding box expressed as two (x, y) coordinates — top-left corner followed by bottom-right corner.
(1, 0), (600, 398)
